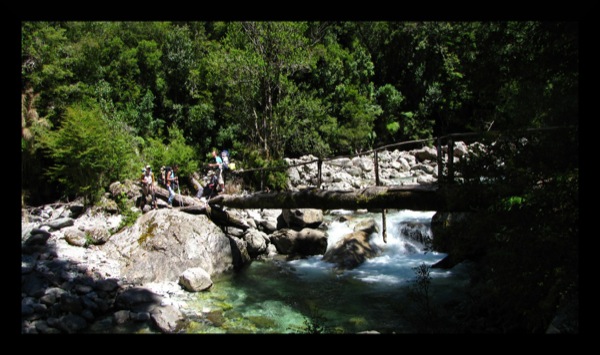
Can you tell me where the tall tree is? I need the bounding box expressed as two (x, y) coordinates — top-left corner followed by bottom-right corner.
(206, 22), (315, 160)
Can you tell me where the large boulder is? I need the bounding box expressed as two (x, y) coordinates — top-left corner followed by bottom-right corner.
(281, 209), (323, 230)
(399, 222), (432, 249)
(228, 236), (251, 269)
(243, 229), (269, 257)
(270, 228), (327, 255)
(322, 218), (380, 270)
(151, 304), (185, 333)
(412, 146), (437, 162)
(102, 209), (236, 284)
(178, 267), (213, 292)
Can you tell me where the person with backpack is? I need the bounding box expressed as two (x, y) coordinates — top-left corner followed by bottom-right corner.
(166, 164), (179, 207)
(210, 150), (225, 192)
(140, 165), (158, 209)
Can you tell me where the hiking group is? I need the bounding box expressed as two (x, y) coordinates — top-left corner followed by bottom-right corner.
(199, 149), (232, 200)
(140, 149), (234, 209)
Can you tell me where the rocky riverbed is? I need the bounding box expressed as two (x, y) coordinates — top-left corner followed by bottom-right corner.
(21, 143), (478, 334)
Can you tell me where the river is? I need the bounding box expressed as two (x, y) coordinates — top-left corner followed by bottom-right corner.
(180, 209), (472, 334)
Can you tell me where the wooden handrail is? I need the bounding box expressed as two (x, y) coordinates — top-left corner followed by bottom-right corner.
(228, 125), (577, 183)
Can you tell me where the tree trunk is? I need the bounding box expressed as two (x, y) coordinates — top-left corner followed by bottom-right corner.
(153, 185), (197, 207)
(179, 204), (250, 231)
(208, 186), (447, 211)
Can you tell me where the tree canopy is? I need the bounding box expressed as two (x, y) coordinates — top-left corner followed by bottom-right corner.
(20, 21), (578, 333)
(21, 21), (577, 203)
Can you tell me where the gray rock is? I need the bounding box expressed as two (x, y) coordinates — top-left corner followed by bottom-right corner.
(69, 204), (85, 218)
(245, 218), (257, 229)
(243, 229), (268, 257)
(281, 209), (323, 230)
(21, 254), (37, 274)
(35, 320), (61, 334)
(95, 278), (119, 292)
(353, 218), (379, 234)
(178, 267), (213, 292)
(225, 226), (245, 238)
(151, 305), (184, 333)
(24, 233), (51, 246)
(131, 312), (151, 322)
(114, 287), (162, 311)
(453, 141), (469, 158)
(413, 146), (437, 162)
(85, 227), (111, 245)
(22, 321), (38, 334)
(57, 314), (87, 334)
(60, 294), (83, 313)
(258, 219), (278, 234)
(102, 210), (234, 284)
(270, 228), (327, 255)
(400, 222), (432, 248)
(266, 243), (278, 257)
(64, 227), (87, 247)
(22, 273), (48, 298)
(41, 287), (67, 303)
(228, 236), (251, 270)
(113, 310), (131, 324)
(323, 218), (381, 270)
(81, 295), (99, 313)
(32, 303), (48, 314)
(47, 317), (60, 327)
(75, 284), (93, 294)
(345, 166), (362, 177)
(21, 304), (34, 316)
(46, 217), (75, 230)
(81, 309), (95, 322)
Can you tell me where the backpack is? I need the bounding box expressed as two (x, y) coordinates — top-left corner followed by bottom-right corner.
(221, 150), (230, 171)
(159, 166), (172, 187)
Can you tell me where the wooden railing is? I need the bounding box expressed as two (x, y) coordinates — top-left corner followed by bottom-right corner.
(227, 125), (575, 191)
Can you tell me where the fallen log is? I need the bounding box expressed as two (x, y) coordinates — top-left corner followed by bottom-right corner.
(179, 203), (250, 231)
(208, 186), (446, 211)
(152, 185), (197, 207)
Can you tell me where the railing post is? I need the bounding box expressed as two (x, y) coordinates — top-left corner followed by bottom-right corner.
(374, 150), (380, 186)
(318, 158), (322, 188)
(437, 136), (444, 185)
(448, 137), (455, 184)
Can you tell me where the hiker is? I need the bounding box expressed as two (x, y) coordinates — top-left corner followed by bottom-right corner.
(191, 172), (205, 199)
(140, 165), (158, 209)
(210, 150), (225, 192)
(202, 170), (220, 200)
(166, 164), (179, 207)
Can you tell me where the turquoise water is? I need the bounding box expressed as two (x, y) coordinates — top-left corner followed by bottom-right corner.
(183, 210), (469, 334)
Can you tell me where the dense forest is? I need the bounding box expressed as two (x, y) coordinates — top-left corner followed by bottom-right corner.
(21, 21), (577, 204)
(21, 21), (578, 333)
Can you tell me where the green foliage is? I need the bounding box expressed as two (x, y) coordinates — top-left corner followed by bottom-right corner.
(22, 21), (578, 210)
(408, 263), (433, 317)
(43, 103), (138, 204)
(375, 84), (404, 142)
(83, 233), (95, 248)
(142, 126), (198, 181)
(298, 306), (330, 334)
(239, 148), (289, 192)
(438, 128), (578, 332)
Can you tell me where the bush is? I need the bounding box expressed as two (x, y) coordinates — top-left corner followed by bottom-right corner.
(44, 103), (138, 205)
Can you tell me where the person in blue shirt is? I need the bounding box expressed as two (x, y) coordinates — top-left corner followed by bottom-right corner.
(166, 164), (179, 207)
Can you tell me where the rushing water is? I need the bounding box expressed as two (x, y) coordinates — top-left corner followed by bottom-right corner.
(182, 209), (471, 334)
